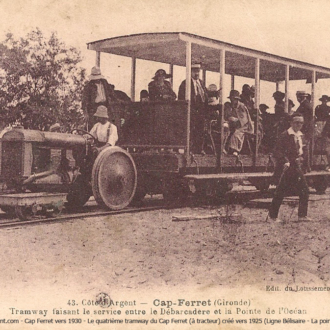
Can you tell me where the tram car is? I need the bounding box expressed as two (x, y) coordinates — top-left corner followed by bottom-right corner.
(0, 32), (330, 219)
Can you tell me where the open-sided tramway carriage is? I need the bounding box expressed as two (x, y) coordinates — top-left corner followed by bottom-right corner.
(1, 32), (330, 220)
(87, 32), (330, 202)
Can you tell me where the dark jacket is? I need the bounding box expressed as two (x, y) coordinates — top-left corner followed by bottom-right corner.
(295, 99), (314, 139)
(273, 129), (308, 181)
(315, 104), (330, 121)
(82, 79), (117, 116)
(148, 80), (176, 101)
(178, 79), (208, 108)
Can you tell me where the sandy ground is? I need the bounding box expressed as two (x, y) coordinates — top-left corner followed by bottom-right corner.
(1, 191), (330, 292)
(0, 189), (330, 327)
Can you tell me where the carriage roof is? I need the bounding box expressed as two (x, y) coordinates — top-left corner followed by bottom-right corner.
(87, 32), (330, 82)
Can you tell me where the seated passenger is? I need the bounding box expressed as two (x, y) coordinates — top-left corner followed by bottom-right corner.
(224, 90), (254, 155)
(140, 90), (149, 102)
(273, 91), (285, 114)
(240, 84), (255, 118)
(321, 115), (330, 170)
(90, 105), (118, 149)
(315, 95), (330, 121)
(207, 84), (221, 113)
(296, 90), (313, 141)
(148, 69), (176, 101)
(200, 84), (221, 154)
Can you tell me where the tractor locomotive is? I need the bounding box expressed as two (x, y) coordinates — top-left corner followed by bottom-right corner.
(0, 127), (137, 219)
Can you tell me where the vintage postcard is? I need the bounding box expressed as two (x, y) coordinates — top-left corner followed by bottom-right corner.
(0, 0), (330, 329)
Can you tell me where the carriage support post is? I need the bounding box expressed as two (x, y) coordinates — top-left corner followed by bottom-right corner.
(218, 49), (225, 171)
(185, 41), (192, 160)
(311, 70), (316, 167)
(253, 58), (260, 167)
(96, 51), (101, 67)
(131, 57), (136, 102)
(285, 65), (290, 113)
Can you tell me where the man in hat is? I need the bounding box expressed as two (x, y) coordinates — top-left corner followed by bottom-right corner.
(82, 66), (117, 129)
(259, 104), (272, 151)
(269, 113), (310, 222)
(223, 90), (254, 155)
(178, 63), (208, 153)
(178, 63), (208, 106)
(89, 105), (118, 149)
(315, 95), (330, 121)
(148, 69), (176, 101)
(272, 91), (291, 143)
(295, 91), (314, 140)
(240, 84), (256, 118)
(273, 91), (285, 114)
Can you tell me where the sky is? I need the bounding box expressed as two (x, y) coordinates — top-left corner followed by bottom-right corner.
(1, 0), (330, 107)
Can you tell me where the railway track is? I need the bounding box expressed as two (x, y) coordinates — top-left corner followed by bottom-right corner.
(0, 202), (164, 229)
(0, 186), (323, 229)
(0, 187), (276, 229)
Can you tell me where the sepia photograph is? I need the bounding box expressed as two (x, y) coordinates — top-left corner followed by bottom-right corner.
(0, 0), (330, 328)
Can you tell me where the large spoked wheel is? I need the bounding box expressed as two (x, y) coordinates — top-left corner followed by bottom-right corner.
(92, 147), (137, 210)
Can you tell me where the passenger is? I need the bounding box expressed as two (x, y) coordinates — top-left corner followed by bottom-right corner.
(140, 90), (149, 102)
(200, 84), (221, 154)
(271, 91), (290, 140)
(269, 113), (310, 222)
(295, 90), (314, 140)
(259, 104), (273, 152)
(82, 67), (117, 129)
(178, 63), (208, 153)
(273, 91), (285, 114)
(148, 69), (176, 101)
(320, 113), (330, 171)
(207, 84), (218, 104)
(223, 90), (254, 156)
(315, 95), (330, 121)
(240, 84), (255, 118)
(288, 99), (295, 115)
(178, 63), (208, 107)
(206, 84), (221, 119)
(259, 104), (269, 116)
(89, 105), (118, 150)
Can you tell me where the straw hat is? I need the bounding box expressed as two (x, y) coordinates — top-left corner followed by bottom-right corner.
(89, 66), (105, 80)
(296, 91), (309, 97)
(228, 90), (240, 100)
(93, 105), (109, 119)
(191, 63), (201, 70)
